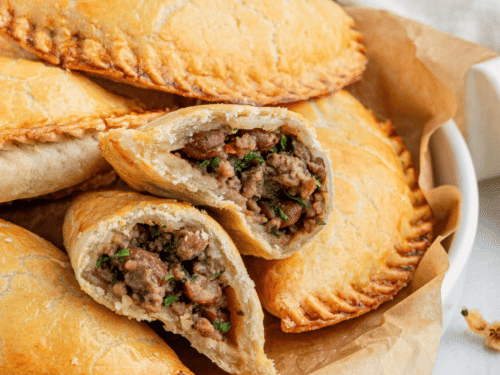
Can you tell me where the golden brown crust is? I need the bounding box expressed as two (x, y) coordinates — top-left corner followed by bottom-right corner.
(62, 191), (276, 375)
(0, 218), (194, 375)
(0, 0), (366, 105)
(98, 104), (334, 259)
(244, 90), (434, 332)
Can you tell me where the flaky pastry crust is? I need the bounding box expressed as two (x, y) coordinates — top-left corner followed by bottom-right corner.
(244, 90), (434, 332)
(0, 219), (194, 375)
(0, 0), (366, 105)
(98, 104), (334, 259)
(63, 191), (276, 375)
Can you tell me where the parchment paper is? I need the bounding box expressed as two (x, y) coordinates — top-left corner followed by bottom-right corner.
(0, 6), (494, 375)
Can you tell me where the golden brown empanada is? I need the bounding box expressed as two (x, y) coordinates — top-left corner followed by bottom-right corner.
(0, 38), (174, 203)
(0, 0), (366, 105)
(63, 191), (276, 375)
(244, 90), (434, 332)
(98, 104), (334, 259)
(0, 218), (195, 375)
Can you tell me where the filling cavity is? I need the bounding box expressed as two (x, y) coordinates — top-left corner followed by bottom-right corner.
(176, 126), (327, 244)
(90, 222), (231, 342)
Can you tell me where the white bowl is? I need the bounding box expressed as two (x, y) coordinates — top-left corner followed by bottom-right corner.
(429, 120), (479, 331)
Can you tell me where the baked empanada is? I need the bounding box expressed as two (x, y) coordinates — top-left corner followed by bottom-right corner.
(0, 0), (366, 105)
(0, 37), (176, 203)
(99, 104), (334, 259)
(63, 191), (276, 375)
(244, 90), (434, 332)
(0, 218), (194, 375)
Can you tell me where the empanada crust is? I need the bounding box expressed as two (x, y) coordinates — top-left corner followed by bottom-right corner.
(245, 90), (434, 332)
(0, 0), (366, 105)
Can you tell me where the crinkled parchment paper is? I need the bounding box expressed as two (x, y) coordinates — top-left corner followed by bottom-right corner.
(0, 6), (496, 375)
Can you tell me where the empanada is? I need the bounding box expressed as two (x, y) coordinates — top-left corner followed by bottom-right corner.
(244, 90), (434, 332)
(98, 104), (334, 259)
(0, 218), (194, 375)
(63, 191), (276, 375)
(0, 37), (176, 203)
(0, 0), (366, 105)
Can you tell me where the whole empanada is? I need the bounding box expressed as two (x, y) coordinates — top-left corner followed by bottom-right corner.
(63, 191), (276, 375)
(0, 0), (366, 105)
(0, 218), (195, 375)
(98, 104), (334, 259)
(0, 37), (176, 203)
(244, 90), (434, 332)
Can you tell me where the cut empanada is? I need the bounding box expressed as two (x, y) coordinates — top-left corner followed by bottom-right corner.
(63, 191), (276, 375)
(0, 37), (179, 203)
(98, 104), (334, 259)
(0, 218), (195, 375)
(244, 90), (434, 332)
(0, 0), (366, 105)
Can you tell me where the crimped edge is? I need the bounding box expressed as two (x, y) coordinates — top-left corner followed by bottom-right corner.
(280, 118), (435, 333)
(0, 2), (366, 106)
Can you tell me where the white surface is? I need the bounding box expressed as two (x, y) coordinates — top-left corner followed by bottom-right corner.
(431, 121), (479, 331)
(432, 177), (500, 375)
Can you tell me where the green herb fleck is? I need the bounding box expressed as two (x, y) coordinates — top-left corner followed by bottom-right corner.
(211, 156), (220, 168)
(270, 226), (280, 238)
(316, 218), (326, 226)
(313, 175), (321, 188)
(210, 272), (223, 280)
(191, 274), (199, 280)
(163, 241), (175, 253)
(213, 321), (231, 333)
(116, 248), (130, 262)
(233, 127), (238, 132)
(149, 226), (161, 239)
(162, 224), (167, 228)
(275, 205), (289, 221)
(234, 150), (264, 174)
(271, 146), (278, 153)
(200, 159), (209, 167)
(164, 275), (175, 281)
(164, 296), (179, 307)
(284, 191), (308, 207)
(461, 308), (468, 317)
(95, 255), (110, 268)
(280, 135), (288, 150)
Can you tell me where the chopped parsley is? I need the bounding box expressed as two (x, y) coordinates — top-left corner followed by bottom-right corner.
(270, 146), (278, 153)
(275, 205), (289, 221)
(316, 218), (326, 226)
(115, 248), (130, 262)
(210, 271), (223, 280)
(163, 295), (178, 307)
(233, 127), (238, 132)
(313, 175), (321, 188)
(213, 321), (231, 333)
(234, 150), (264, 174)
(200, 159), (209, 167)
(284, 191), (308, 207)
(164, 275), (175, 281)
(270, 226), (280, 238)
(95, 248), (129, 268)
(211, 155), (220, 168)
(191, 274), (199, 280)
(163, 241), (175, 253)
(280, 135), (288, 150)
(149, 226), (161, 239)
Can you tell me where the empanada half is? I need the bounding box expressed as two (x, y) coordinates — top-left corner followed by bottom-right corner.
(0, 38), (175, 203)
(63, 191), (276, 375)
(0, 0), (366, 105)
(244, 90), (434, 332)
(98, 104), (334, 259)
(0, 218), (194, 375)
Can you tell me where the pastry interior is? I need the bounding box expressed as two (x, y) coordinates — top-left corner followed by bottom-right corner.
(85, 219), (234, 343)
(174, 126), (328, 245)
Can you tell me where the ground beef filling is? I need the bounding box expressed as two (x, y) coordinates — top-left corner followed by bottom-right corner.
(93, 223), (230, 342)
(177, 126), (327, 244)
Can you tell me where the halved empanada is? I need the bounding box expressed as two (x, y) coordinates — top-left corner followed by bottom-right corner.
(98, 104), (334, 259)
(0, 218), (195, 375)
(63, 191), (276, 375)
(0, 0), (366, 105)
(0, 37), (176, 203)
(244, 90), (434, 332)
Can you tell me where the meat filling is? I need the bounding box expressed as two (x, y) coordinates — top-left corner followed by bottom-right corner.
(177, 126), (327, 244)
(92, 223), (230, 342)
